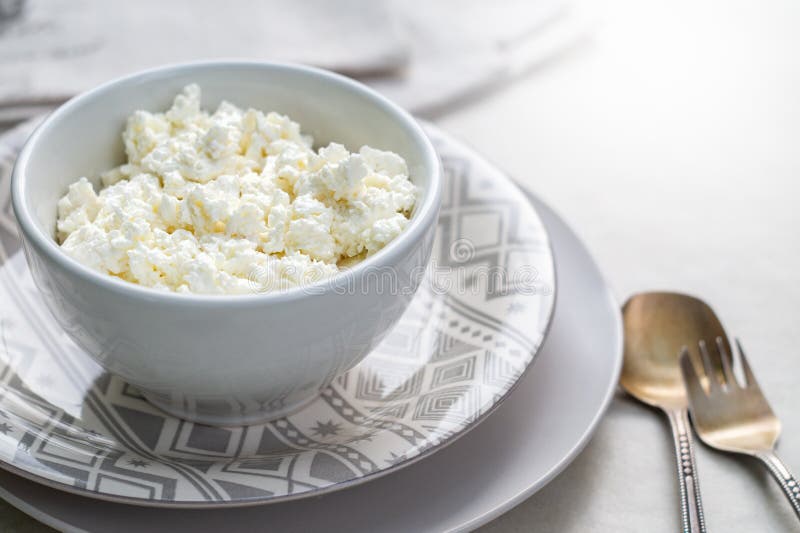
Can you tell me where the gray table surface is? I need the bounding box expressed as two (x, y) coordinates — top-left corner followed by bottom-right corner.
(2, 0), (800, 530)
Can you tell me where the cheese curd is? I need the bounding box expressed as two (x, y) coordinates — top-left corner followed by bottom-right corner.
(56, 85), (417, 294)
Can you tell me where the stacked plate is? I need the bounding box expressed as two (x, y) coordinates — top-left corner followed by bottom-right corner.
(0, 122), (622, 531)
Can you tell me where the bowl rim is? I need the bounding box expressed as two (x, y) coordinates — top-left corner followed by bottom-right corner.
(11, 60), (442, 306)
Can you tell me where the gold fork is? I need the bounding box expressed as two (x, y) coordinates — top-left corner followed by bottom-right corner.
(680, 338), (800, 519)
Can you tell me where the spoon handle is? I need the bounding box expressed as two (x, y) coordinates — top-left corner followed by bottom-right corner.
(755, 450), (800, 519)
(666, 408), (706, 533)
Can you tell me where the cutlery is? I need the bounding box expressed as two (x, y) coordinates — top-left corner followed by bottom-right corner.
(622, 292), (729, 533)
(681, 338), (800, 519)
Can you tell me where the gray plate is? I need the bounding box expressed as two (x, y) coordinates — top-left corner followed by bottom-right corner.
(0, 161), (622, 533)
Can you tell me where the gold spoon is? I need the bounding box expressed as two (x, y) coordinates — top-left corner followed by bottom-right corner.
(621, 292), (730, 533)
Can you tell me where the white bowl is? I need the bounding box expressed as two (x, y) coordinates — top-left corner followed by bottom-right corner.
(11, 61), (441, 426)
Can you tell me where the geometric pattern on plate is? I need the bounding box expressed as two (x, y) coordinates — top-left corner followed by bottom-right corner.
(0, 122), (555, 506)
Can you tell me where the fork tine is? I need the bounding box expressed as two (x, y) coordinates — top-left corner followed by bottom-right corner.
(680, 347), (707, 401)
(735, 339), (760, 389)
(716, 336), (737, 388)
(698, 339), (722, 392)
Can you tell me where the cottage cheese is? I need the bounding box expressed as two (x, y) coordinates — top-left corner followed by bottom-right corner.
(56, 85), (417, 294)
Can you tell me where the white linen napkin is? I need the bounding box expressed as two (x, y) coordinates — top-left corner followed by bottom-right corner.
(0, 0), (585, 121)
(0, 0), (407, 101)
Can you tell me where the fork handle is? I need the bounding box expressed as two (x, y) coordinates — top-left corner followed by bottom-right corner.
(666, 408), (707, 533)
(755, 450), (800, 519)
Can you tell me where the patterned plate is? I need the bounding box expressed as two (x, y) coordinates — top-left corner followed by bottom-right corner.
(0, 122), (555, 507)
